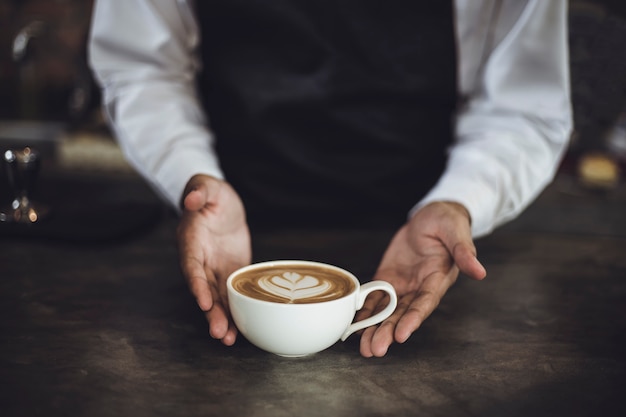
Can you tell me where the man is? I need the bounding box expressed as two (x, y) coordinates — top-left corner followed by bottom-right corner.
(89, 0), (572, 357)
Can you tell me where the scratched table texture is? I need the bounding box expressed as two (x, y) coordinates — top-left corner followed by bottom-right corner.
(0, 165), (625, 417)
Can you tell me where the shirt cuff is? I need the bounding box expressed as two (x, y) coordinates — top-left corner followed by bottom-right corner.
(408, 148), (500, 239)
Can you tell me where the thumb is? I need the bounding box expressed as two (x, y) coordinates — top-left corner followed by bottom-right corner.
(184, 186), (209, 212)
(451, 242), (487, 280)
(440, 203), (487, 280)
(182, 175), (219, 212)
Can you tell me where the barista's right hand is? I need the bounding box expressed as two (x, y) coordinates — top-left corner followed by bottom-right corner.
(177, 174), (251, 346)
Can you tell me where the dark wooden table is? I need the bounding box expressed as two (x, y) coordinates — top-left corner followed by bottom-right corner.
(1, 167), (625, 417)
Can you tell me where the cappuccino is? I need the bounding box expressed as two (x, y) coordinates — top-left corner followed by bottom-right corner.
(231, 264), (356, 304)
(227, 260), (398, 356)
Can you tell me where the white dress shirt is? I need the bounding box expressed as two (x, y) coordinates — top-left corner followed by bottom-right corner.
(88, 0), (573, 237)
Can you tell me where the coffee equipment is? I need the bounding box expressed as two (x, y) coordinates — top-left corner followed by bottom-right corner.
(0, 146), (48, 223)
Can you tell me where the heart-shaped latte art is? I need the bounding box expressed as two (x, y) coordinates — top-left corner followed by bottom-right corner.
(258, 271), (331, 302)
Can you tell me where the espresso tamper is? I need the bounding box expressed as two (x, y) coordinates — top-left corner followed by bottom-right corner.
(0, 147), (49, 223)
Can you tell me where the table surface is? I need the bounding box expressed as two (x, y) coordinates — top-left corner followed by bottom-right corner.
(1, 166), (625, 417)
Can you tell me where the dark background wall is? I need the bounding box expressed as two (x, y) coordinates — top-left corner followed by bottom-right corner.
(569, 0), (626, 154)
(0, 0), (95, 125)
(0, 0), (624, 153)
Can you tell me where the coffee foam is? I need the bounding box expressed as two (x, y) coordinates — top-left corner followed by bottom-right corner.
(232, 265), (355, 304)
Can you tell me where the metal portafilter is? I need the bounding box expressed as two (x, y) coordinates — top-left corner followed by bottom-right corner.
(0, 147), (49, 223)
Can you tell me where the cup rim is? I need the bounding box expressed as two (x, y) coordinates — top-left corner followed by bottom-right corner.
(226, 260), (359, 306)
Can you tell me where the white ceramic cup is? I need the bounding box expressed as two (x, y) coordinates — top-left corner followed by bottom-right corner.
(226, 260), (398, 357)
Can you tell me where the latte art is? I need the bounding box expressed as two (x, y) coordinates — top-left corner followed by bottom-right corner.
(232, 265), (356, 304)
(259, 272), (333, 302)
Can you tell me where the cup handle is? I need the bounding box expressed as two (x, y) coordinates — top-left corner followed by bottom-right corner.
(340, 280), (398, 341)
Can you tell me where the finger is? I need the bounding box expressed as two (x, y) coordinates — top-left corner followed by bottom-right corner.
(195, 266), (235, 344)
(184, 186), (209, 212)
(393, 289), (439, 343)
(205, 294), (238, 344)
(451, 243), (486, 280)
(357, 291), (393, 357)
(437, 208), (486, 280)
(394, 270), (456, 342)
(208, 267), (240, 345)
(360, 293), (414, 357)
(182, 254), (214, 312)
(354, 289), (388, 323)
(184, 175), (225, 212)
(222, 319), (239, 346)
(359, 325), (377, 358)
(182, 174), (214, 212)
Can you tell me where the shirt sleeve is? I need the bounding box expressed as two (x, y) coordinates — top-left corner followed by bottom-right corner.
(412, 0), (574, 238)
(88, 0), (223, 210)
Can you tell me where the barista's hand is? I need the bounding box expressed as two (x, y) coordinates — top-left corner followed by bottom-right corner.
(357, 202), (486, 357)
(177, 174), (251, 346)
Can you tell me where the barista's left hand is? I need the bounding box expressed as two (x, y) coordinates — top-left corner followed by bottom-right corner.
(357, 201), (487, 357)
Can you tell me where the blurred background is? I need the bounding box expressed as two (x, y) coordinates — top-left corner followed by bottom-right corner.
(0, 0), (624, 196)
(0, 0), (130, 176)
(0, 0), (95, 124)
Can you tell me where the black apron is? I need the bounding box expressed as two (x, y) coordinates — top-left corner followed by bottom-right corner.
(195, 0), (457, 230)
